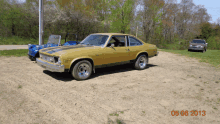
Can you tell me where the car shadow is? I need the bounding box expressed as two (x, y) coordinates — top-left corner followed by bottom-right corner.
(43, 70), (73, 81)
(90, 63), (157, 79)
(188, 50), (203, 52)
(43, 63), (157, 81)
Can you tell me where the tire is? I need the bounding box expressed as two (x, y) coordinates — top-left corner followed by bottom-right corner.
(134, 54), (148, 70)
(71, 60), (92, 80)
(29, 55), (36, 61)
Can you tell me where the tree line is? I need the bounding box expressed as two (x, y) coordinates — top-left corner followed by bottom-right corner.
(0, 0), (219, 49)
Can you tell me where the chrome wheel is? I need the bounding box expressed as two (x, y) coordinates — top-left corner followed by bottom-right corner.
(139, 56), (147, 69)
(77, 63), (91, 78)
(134, 54), (148, 70)
(71, 60), (92, 80)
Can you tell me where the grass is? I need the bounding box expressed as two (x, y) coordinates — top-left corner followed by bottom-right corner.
(107, 118), (125, 124)
(0, 49), (28, 57)
(160, 49), (220, 67)
(109, 112), (119, 117)
(213, 106), (218, 110)
(18, 85), (22, 89)
(0, 36), (37, 45)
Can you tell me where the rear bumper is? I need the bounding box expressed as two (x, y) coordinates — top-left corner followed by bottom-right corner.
(36, 58), (65, 72)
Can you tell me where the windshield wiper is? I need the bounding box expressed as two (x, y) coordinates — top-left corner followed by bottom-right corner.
(86, 43), (93, 46)
(79, 43), (93, 46)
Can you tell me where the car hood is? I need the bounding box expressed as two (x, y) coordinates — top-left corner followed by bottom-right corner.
(39, 44), (100, 56)
(190, 43), (206, 46)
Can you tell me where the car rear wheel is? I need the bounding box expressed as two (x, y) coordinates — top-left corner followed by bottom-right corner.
(71, 60), (92, 80)
(134, 55), (148, 70)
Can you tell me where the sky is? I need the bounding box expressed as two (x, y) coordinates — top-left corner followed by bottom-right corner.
(177, 0), (220, 23)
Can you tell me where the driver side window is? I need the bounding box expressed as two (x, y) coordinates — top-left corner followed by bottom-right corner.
(107, 36), (126, 47)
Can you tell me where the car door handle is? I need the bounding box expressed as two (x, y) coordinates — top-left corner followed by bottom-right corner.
(125, 49), (130, 51)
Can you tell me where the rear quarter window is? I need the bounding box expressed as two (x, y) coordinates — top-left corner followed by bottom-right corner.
(129, 37), (143, 46)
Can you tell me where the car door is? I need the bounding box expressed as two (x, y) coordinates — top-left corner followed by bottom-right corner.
(102, 35), (130, 64)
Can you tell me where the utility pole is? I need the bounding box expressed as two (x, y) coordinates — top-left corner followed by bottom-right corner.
(136, 26), (138, 37)
(39, 0), (44, 45)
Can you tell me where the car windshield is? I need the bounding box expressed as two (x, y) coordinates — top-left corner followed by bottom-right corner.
(192, 40), (205, 44)
(79, 35), (109, 46)
(47, 35), (61, 44)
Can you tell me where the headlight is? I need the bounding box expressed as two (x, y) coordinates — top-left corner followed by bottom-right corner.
(189, 45), (192, 47)
(200, 46), (204, 48)
(49, 57), (54, 62)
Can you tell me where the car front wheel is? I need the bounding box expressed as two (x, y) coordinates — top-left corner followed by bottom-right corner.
(134, 54), (148, 70)
(71, 60), (92, 80)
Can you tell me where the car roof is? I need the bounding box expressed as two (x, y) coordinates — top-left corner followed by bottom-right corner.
(92, 33), (131, 35)
(89, 33), (145, 44)
(193, 39), (204, 40)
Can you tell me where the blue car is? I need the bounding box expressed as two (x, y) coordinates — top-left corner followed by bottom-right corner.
(28, 34), (78, 61)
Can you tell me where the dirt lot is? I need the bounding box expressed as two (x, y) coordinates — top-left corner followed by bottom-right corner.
(0, 51), (220, 124)
(0, 45), (28, 50)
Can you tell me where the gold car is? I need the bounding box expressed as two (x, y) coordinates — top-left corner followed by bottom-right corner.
(36, 33), (158, 80)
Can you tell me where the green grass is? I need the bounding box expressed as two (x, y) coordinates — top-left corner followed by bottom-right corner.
(0, 49), (28, 57)
(109, 112), (119, 117)
(160, 49), (220, 68)
(0, 36), (38, 45)
(18, 85), (22, 89)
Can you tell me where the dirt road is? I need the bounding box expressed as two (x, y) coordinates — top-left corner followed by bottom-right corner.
(0, 45), (28, 50)
(0, 51), (219, 124)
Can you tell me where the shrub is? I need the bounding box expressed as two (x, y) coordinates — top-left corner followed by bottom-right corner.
(207, 36), (220, 50)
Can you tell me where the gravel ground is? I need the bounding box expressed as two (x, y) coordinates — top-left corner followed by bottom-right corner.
(0, 51), (220, 124)
(0, 45), (28, 50)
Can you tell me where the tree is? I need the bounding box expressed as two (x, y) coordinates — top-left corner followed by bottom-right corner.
(108, 0), (135, 33)
(199, 22), (213, 40)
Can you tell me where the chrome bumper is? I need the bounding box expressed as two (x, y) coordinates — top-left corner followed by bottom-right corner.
(188, 47), (203, 51)
(36, 58), (65, 72)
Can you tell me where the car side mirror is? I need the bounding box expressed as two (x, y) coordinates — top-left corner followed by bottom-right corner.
(206, 43), (208, 45)
(110, 43), (115, 47)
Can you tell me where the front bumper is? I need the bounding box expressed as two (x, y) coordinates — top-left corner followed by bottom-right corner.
(188, 47), (203, 51)
(36, 58), (65, 72)
(28, 49), (38, 57)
